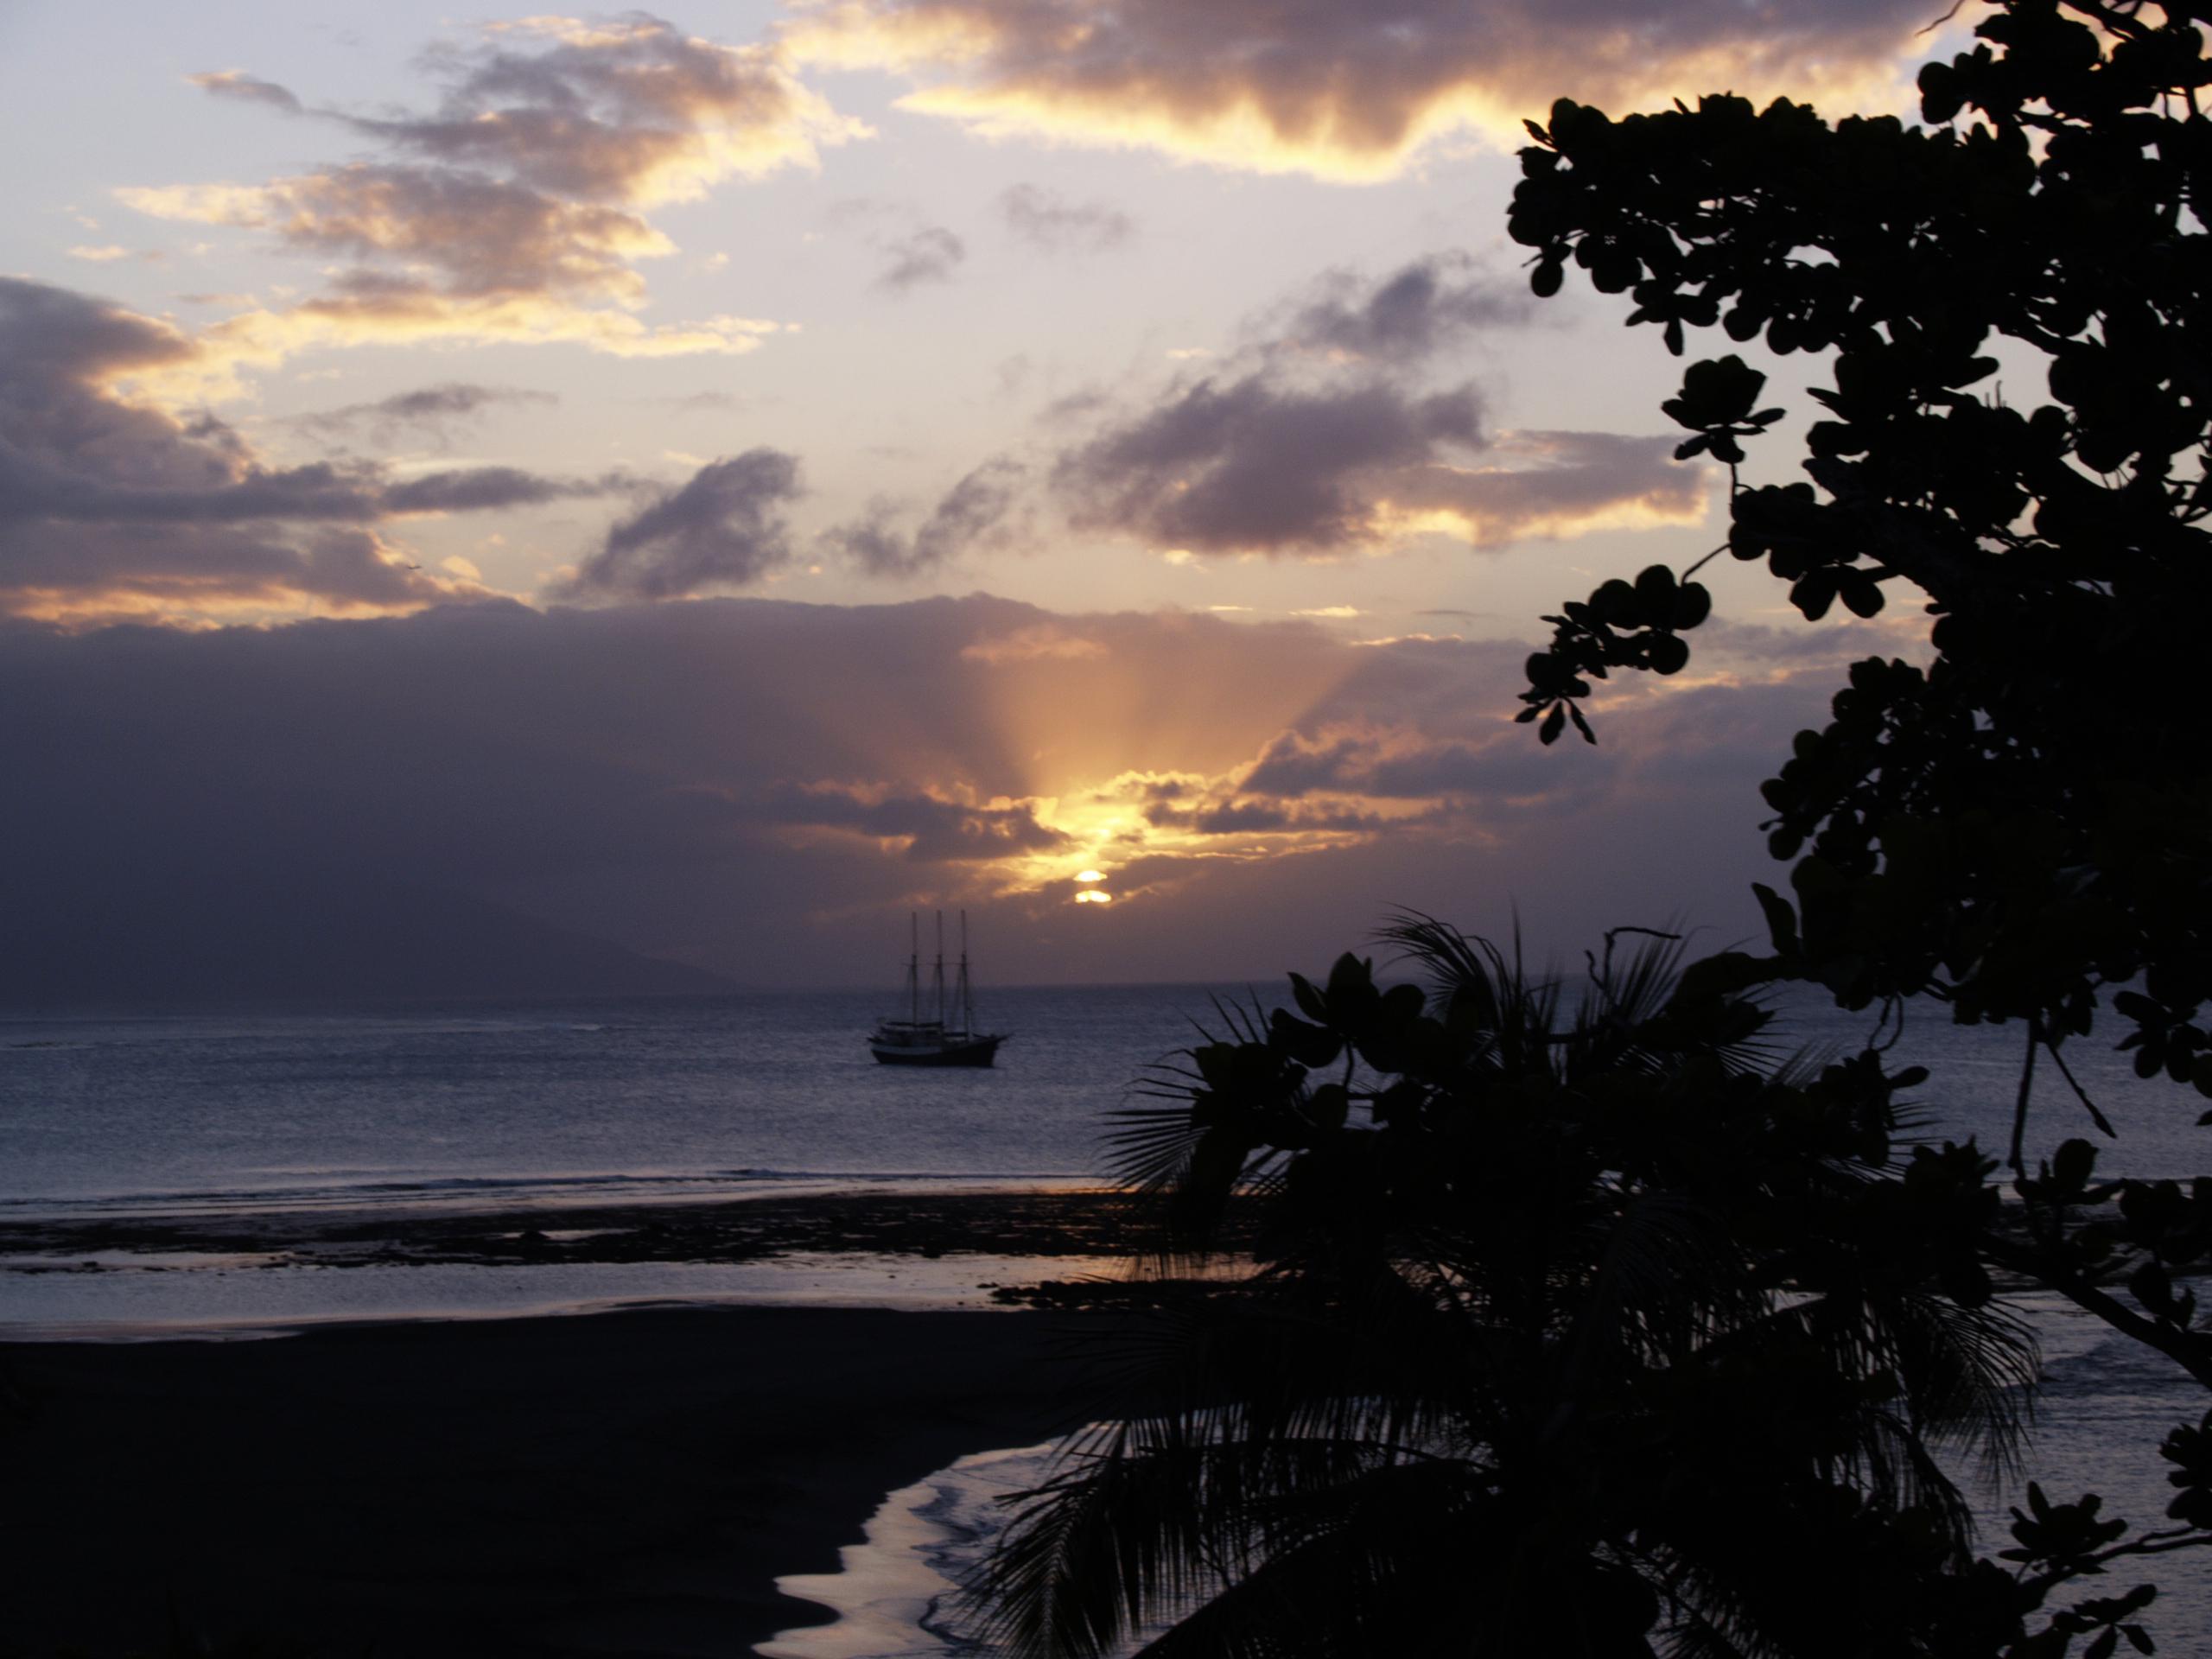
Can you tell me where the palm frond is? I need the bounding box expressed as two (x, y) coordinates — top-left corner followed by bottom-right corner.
(1830, 1285), (2039, 1478)
(1007, 913), (2030, 1659)
(1127, 1462), (1491, 1659)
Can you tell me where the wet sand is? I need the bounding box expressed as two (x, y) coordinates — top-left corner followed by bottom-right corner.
(1, 1305), (1123, 1658)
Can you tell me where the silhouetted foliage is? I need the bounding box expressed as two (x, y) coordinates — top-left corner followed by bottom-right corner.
(1509, 0), (2211, 1092)
(966, 926), (2211, 1657)
(1491, 2), (2212, 1646)
(1516, 0), (2212, 1516)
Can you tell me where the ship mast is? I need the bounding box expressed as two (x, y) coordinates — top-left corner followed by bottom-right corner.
(932, 910), (947, 1028)
(957, 910), (975, 1039)
(907, 912), (919, 1028)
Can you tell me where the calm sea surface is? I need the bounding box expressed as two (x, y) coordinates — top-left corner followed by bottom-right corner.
(2, 980), (2207, 1650)
(0, 985), (1191, 1221)
(2, 980), (2200, 1225)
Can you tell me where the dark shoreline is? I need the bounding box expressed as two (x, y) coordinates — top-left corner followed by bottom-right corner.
(0, 1189), (1256, 1326)
(1, 1304), (1122, 1658)
(0, 1187), (1154, 1271)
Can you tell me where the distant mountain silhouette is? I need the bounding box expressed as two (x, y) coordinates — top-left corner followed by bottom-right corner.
(0, 868), (728, 1003)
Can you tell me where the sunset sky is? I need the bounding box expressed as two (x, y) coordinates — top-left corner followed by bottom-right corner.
(1, 2), (1974, 990)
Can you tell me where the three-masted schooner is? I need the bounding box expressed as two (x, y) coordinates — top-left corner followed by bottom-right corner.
(868, 910), (1007, 1066)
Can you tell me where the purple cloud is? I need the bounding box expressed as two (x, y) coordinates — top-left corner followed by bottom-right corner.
(561, 451), (803, 600)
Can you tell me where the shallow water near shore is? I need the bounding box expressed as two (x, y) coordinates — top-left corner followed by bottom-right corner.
(761, 1440), (1065, 1659)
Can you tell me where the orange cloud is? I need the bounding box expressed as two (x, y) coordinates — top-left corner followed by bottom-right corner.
(118, 16), (851, 377)
(197, 291), (785, 365)
(960, 623), (1108, 664)
(785, 0), (1966, 181)
(420, 15), (868, 204)
(1376, 431), (1713, 547)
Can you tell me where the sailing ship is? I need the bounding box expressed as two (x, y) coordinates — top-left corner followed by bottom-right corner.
(868, 910), (1007, 1066)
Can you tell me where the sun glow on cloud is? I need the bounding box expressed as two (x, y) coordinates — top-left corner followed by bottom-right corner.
(199, 297), (788, 369)
(967, 747), (1441, 913)
(112, 15), (849, 387)
(1372, 488), (1711, 547)
(685, 601), (1869, 926)
(782, 0), (1959, 182)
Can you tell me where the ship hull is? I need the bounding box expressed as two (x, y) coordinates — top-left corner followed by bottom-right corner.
(869, 1034), (1005, 1067)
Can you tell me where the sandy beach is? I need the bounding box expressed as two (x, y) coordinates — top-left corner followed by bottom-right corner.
(1, 1305), (1121, 1658)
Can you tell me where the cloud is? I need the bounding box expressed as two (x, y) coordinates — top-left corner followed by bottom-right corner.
(657, 390), (745, 412)
(1170, 795), (1389, 835)
(381, 466), (623, 516)
(1238, 725), (1597, 803)
(785, 0), (1954, 181)
(997, 183), (1134, 253)
(124, 167), (674, 301)
(1274, 255), (1529, 364)
(118, 169), (786, 361)
(874, 225), (965, 290)
(1049, 251), (1711, 557)
(830, 458), (1027, 578)
(349, 16), (861, 206)
(296, 382), (558, 446)
(195, 287), (786, 363)
(188, 69), (304, 115)
(0, 594), (1827, 987)
(122, 17), (854, 372)
(750, 781), (1071, 861)
(1054, 373), (1491, 554)
(1376, 429), (1710, 545)
(560, 449), (803, 600)
(960, 621), (1107, 665)
(0, 277), (636, 624)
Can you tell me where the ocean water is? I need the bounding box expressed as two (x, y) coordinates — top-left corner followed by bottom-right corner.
(2, 979), (2198, 1233)
(0, 985), (1198, 1223)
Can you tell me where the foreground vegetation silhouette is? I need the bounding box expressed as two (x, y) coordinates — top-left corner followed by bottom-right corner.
(1508, 0), (2212, 1634)
(1510, 0), (2212, 1156)
(975, 0), (2212, 1651)
(1510, 0), (2212, 1414)
(973, 922), (2212, 1656)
